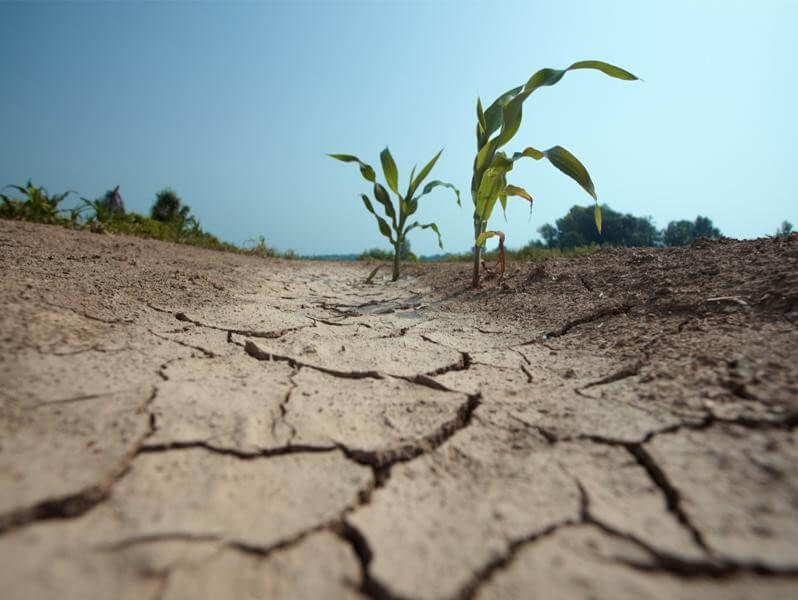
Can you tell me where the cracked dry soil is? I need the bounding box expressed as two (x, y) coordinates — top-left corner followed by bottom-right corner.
(1, 219), (797, 600)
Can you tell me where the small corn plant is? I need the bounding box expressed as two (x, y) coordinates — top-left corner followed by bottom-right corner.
(330, 147), (460, 281)
(470, 61), (639, 288)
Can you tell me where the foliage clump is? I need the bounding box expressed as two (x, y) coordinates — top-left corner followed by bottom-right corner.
(0, 180), (293, 257)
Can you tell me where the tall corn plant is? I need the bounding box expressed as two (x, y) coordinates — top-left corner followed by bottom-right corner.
(470, 61), (639, 288)
(329, 147), (460, 281)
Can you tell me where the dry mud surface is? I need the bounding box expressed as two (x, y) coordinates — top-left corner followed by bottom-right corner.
(1, 219), (797, 599)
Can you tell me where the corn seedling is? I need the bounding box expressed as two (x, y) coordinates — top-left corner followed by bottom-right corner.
(329, 147), (460, 281)
(470, 61), (639, 287)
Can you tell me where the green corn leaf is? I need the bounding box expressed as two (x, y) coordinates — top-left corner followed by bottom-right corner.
(361, 193), (378, 216)
(407, 149), (443, 200)
(420, 180), (461, 207)
(475, 138), (498, 172)
(494, 61), (639, 151)
(477, 97), (486, 129)
(3, 184), (29, 195)
(360, 194), (394, 241)
(543, 145), (596, 200)
(376, 216), (393, 241)
(476, 97), (487, 140)
(511, 147), (545, 161)
(373, 183), (396, 222)
(504, 144), (597, 201)
(380, 147), (399, 195)
(475, 166), (506, 220)
(483, 85), (523, 137)
(405, 220), (443, 249)
(594, 203), (603, 234)
(328, 153), (376, 182)
(568, 60), (638, 81)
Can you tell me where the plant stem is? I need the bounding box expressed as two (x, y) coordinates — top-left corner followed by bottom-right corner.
(472, 218), (482, 288)
(392, 240), (401, 282)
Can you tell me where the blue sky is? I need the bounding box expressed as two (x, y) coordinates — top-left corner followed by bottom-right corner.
(1, 1), (795, 255)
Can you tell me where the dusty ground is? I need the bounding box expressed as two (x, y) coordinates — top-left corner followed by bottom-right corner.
(1, 218), (797, 600)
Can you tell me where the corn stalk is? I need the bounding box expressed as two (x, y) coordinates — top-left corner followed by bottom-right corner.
(471, 60), (639, 288)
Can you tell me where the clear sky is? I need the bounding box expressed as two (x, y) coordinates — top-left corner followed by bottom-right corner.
(1, 1), (796, 255)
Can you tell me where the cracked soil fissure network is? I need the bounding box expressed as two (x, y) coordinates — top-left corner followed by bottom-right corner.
(1, 220), (798, 600)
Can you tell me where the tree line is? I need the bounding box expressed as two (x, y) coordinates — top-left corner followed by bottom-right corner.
(533, 204), (724, 250)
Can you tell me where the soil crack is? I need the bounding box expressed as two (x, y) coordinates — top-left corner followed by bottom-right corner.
(0, 386), (160, 535)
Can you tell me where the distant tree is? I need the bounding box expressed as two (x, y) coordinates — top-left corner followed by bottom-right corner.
(100, 185), (125, 217)
(151, 188), (191, 223)
(545, 204), (662, 250)
(399, 238), (413, 260)
(537, 223), (558, 248)
(776, 220), (793, 236)
(663, 215), (721, 246)
(662, 219), (695, 246)
(693, 215), (721, 239)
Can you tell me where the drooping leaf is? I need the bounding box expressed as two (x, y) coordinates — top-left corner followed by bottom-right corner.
(365, 264), (386, 284)
(475, 230), (499, 248)
(420, 180), (461, 207)
(594, 203), (603, 234)
(568, 60), (639, 81)
(407, 149), (443, 201)
(328, 153), (376, 182)
(361, 194), (395, 243)
(360, 193), (376, 214)
(405, 220), (443, 249)
(376, 216), (393, 240)
(543, 145), (596, 200)
(500, 144), (597, 204)
(493, 61), (639, 151)
(501, 184), (533, 204)
(373, 183), (396, 222)
(380, 147), (399, 195)
(3, 184), (29, 195)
